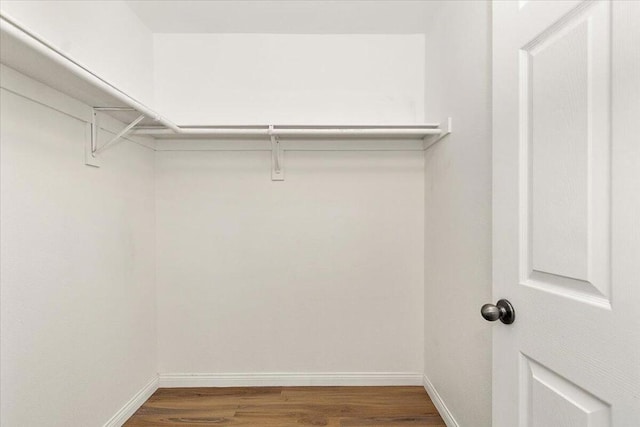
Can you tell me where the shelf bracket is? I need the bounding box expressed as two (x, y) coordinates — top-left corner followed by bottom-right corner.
(85, 107), (145, 167)
(270, 125), (284, 181)
(423, 117), (452, 150)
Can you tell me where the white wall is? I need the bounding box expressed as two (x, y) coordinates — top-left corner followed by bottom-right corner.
(127, 0), (435, 35)
(155, 146), (424, 377)
(0, 66), (157, 426)
(153, 34), (425, 125)
(422, 1), (492, 426)
(0, 0), (155, 106)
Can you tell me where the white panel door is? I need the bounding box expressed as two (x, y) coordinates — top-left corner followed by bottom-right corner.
(492, 1), (640, 425)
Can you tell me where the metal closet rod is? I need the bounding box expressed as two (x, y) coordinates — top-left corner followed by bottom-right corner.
(132, 127), (443, 137)
(1, 13), (444, 138)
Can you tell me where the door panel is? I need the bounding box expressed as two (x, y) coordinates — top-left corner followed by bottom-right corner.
(493, 0), (640, 425)
(523, 0), (611, 305)
(521, 356), (611, 427)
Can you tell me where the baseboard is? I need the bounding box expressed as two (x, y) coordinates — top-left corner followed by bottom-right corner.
(422, 374), (459, 427)
(158, 372), (423, 388)
(103, 375), (159, 427)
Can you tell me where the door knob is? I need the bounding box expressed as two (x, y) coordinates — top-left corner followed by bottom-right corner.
(481, 299), (515, 324)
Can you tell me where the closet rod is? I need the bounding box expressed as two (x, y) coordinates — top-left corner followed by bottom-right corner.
(132, 127), (442, 137)
(273, 128), (441, 136)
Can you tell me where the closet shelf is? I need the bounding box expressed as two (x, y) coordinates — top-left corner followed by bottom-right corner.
(0, 13), (451, 141)
(132, 124), (445, 140)
(0, 11), (452, 174)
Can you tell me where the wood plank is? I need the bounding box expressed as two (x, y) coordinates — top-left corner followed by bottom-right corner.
(124, 386), (446, 427)
(340, 416), (447, 426)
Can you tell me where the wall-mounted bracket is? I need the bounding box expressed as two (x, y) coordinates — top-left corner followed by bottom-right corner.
(85, 107), (145, 167)
(423, 117), (453, 150)
(270, 125), (284, 181)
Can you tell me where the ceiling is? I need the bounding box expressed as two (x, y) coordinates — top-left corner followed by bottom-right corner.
(126, 1), (437, 34)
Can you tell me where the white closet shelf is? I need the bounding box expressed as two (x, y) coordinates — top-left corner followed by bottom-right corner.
(132, 124), (444, 139)
(0, 12), (452, 175)
(0, 13), (451, 140)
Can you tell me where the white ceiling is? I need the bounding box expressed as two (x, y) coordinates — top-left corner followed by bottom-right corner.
(126, 1), (437, 34)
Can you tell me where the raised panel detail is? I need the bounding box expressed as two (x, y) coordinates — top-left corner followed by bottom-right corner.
(521, 355), (611, 427)
(519, 1), (611, 304)
(530, 18), (589, 281)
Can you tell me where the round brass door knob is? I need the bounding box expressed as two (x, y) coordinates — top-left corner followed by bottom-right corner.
(481, 299), (515, 324)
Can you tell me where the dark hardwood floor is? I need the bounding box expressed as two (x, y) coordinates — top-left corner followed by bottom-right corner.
(124, 386), (446, 426)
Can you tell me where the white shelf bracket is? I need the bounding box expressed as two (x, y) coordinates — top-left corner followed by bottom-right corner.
(270, 125), (284, 181)
(423, 117), (453, 150)
(85, 107), (145, 167)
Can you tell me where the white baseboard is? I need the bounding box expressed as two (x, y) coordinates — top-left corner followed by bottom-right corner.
(423, 374), (459, 427)
(103, 375), (159, 427)
(158, 372), (423, 388)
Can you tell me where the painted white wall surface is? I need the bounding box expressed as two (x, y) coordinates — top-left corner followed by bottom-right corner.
(127, 0), (435, 35)
(153, 34), (425, 125)
(0, 0), (155, 107)
(0, 66), (157, 426)
(155, 147), (424, 375)
(422, 1), (492, 426)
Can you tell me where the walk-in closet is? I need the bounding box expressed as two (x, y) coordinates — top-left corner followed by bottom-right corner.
(1, 1), (639, 426)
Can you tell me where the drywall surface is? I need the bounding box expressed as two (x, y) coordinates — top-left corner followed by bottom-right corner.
(153, 33), (425, 125)
(423, 1), (493, 426)
(128, 0), (436, 34)
(0, 0), (155, 106)
(155, 147), (424, 376)
(0, 67), (157, 426)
